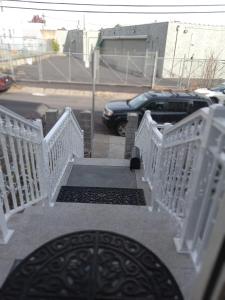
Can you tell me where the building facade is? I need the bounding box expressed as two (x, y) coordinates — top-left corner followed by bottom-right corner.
(100, 22), (225, 78)
(63, 29), (99, 67)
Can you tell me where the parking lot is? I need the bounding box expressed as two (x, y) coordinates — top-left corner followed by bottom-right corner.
(12, 54), (155, 87)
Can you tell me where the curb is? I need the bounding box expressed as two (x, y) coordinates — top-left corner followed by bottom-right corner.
(10, 84), (137, 99)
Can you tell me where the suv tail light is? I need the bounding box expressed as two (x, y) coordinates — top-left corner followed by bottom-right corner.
(0, 78), (6, 86)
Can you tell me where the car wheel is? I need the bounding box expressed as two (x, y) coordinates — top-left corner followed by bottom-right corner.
(116, 121), (127, 137)
(210, 97), (219, 103)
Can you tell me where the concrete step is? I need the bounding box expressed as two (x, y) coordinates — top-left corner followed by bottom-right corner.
(75, 157), (129, 167)
(67, 164), (136, 189)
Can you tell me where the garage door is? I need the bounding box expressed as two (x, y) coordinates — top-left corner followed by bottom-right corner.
(101, 38), (147, 56)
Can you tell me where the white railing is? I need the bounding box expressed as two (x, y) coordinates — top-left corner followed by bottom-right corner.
(135, 105), (225, 270)
(0, 105), (45, 243)
(44, 107), (84, 205)
(135, 111), (163, 193)
(0, 106), (84, 243)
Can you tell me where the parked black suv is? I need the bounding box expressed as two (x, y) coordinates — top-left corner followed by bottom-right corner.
(102, 91), (212, 136)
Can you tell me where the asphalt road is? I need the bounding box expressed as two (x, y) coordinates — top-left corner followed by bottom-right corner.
(0, 91), (114, 135)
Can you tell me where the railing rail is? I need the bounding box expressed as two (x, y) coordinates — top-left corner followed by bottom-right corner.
(0, 105), (45, 243)
(44, 107), (84, 205)
(135, 105), (225, 270)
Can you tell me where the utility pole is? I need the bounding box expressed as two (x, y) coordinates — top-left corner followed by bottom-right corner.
(91, 49), (97, 156)
(170, 25), (180, 77)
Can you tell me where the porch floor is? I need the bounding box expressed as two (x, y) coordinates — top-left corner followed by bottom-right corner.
(0, 158), (196, 299)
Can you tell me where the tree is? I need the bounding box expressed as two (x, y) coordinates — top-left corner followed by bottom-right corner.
(51, 39), (59, 53)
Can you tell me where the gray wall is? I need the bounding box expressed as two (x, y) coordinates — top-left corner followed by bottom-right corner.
(100, 22), (169, 57)
(63, 30), (83, 54)
(100, 23), (168, 77)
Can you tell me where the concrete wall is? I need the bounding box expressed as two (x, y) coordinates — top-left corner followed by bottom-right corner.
(100, 23), (168, 77)
(100, 23), (169, 57)
(63, 30), (83, 54)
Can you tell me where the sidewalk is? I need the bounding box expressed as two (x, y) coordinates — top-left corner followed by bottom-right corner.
(93, 134), (125, 158)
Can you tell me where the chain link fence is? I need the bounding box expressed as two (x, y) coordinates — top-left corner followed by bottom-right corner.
(1, 47), (225, 89)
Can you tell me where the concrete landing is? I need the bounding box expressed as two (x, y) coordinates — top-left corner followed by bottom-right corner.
(93, 134), (125, 158)
(0, 159), (195, 299)
(67, 165), (137, 188)
(0, 202), (195, 299)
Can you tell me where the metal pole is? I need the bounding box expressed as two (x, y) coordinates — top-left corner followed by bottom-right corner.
(170, 25), (180, 77)
(178, 55), (186, 88)
(187, 57), (194, 89)
(68, 48), (71, 82)
(38, 56), (43, 81)
(9, 53), (14, 79)
(91, 49), (96, 156)
(144, 49), (148, 77)
(125, 51), (129, 84)
(151, 51), (158, 89)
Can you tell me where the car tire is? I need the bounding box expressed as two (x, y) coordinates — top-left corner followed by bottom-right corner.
(210, 97), (219, 103)
(116, 121), (127, 137)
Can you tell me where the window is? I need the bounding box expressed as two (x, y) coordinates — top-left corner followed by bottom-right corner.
(145, 101), (167, 111)
(167, 101), (188, 112)
(129, 93), (149, 109)
(193, 101), (208, 110)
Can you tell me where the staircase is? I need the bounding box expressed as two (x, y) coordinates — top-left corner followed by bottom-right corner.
(0, 104), (225, 300)
(0, 158), (195, 299)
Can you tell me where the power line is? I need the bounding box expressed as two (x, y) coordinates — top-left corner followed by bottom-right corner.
(5, 0), (225, 8)
(3, 5), (225, 14)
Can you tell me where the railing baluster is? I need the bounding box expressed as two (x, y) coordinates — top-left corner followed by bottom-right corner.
(0, 133), (18, 210)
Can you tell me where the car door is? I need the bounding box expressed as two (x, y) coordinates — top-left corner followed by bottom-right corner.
(142, 100), (169, 123)
(191, 100), (210, 113)
(165, 100), (189, 123)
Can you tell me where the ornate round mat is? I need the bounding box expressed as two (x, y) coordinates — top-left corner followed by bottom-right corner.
(1, 231), (183, 300)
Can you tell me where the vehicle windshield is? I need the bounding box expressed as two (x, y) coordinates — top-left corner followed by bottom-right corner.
(129, 93), (148, 109)
(210, 84), (225, 92)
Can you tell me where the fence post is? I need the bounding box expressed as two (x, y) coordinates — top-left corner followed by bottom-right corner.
(143, 49), (148, 78)
(187, 57), (194, 89)
(38, 55), (43, 81)
(178, 55), (186, 88)
(125, 51), (130, 84)
(68, 48), (72, 82)
(0, 169), (14, 244)
(151, 51), (158, 89)
(9, 54), (15, 79)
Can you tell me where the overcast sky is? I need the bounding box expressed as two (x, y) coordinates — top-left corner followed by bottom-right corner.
(1, 0), (225, 30)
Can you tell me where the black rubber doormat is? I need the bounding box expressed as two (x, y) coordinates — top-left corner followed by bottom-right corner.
(57, 186), (146, 206)
(1, 231), (183, 300)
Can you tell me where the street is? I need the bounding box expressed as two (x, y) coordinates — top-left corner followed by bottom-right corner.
(0, 91), (113, 134)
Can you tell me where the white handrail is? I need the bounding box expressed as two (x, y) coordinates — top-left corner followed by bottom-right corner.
(0, 105), (84, 243)
(44, 107), (84, 205)
(0, 106), (45, 243)
(0, 105), (40, 130)
(135, 105), (225, 270)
